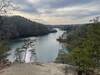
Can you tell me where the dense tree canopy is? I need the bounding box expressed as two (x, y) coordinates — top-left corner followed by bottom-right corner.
(68, 23), (100, 75)
(0, 16), (53, 39)
(56, 22), (100, 75)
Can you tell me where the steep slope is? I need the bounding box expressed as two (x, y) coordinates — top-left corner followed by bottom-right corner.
(0, 16), (51, 39)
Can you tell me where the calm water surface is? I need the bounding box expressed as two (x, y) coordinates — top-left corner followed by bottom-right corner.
(8, 29), (65, 63)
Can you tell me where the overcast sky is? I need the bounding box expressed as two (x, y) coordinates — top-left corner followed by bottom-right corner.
(12, 0), (100, 25)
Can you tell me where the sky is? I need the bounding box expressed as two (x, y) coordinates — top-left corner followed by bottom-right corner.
(11, 0), (100, 25)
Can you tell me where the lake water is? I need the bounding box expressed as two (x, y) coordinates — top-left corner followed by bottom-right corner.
(7, 29), (65, 63)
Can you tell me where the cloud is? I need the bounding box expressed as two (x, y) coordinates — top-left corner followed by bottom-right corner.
(26, 0), (40, 3)
(11, 0), (100, 24)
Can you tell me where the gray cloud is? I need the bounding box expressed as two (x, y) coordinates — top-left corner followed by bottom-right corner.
(36, 0), (94, 9)
(12, 0), (100, 24)
(13, 0), (39, 14)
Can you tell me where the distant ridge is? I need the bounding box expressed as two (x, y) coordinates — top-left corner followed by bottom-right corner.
(0, 16), (52, 39)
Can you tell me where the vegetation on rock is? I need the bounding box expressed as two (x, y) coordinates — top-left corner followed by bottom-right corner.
(56, 18), (100, 75)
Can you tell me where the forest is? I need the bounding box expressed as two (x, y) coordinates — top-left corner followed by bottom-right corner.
(56, 18), (100, 75)
(0, 16), (55, 40)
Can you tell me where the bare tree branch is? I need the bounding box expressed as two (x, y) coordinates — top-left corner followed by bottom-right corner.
(0, 0), (16, 15)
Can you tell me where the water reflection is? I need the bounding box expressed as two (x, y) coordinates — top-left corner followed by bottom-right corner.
(8, 29), (65, 63)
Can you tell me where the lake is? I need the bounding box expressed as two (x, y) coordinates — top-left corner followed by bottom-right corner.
(7, 29), (65, 63)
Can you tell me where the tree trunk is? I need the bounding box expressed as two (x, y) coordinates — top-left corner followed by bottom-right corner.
(77, 70), (83, 75)
(24, 49), (27, 62)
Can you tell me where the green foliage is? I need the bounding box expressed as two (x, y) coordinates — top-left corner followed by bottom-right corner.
(0, 40), (9, 60)
(57, 22), (100, 75)
(70, 47), (95, 71)
(68, 23), (100, 73)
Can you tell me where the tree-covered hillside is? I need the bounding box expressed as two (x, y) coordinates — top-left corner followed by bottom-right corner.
(56, 23), (100, 75)
(0, 16), (52, 39)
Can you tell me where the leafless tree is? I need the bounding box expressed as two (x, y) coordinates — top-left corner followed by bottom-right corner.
(89, 16), (100, 23)
(0, 0), (17, 40)
(15, 39), (37, 63)
(15, 48), (23, 63)
(0, 0), (16, 15)
(0, 0), (17, 24)
(22, 39), (37, 63)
